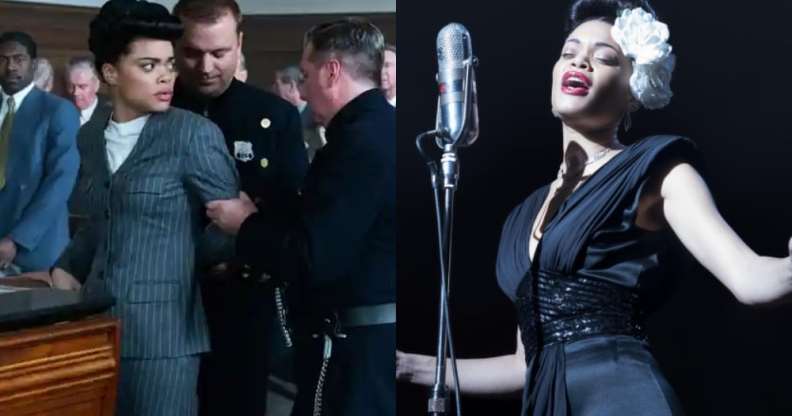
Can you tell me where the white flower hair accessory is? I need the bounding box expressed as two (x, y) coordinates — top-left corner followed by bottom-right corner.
(611, 7), (675, 110)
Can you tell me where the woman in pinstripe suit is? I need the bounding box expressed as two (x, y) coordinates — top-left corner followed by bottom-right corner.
(46, 1), (239, 414)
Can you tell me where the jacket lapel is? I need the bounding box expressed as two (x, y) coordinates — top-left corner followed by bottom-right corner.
(9, 87), (42, 146)
(80, 105), (112, 180)
(6, 88), (43, 179)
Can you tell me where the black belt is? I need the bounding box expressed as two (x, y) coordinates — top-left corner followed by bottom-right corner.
(516, 269), (645, 359)
(304, 302), (396, 416)
(338, 302), (396, 327)
(297, 302), (397, 332)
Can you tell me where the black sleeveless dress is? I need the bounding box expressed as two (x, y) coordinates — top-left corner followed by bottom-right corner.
(496, 135), (701, 415)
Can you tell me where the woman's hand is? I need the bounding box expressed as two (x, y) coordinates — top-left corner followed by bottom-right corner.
(397, 350), (435, 385)
(397, 328), (527, 395)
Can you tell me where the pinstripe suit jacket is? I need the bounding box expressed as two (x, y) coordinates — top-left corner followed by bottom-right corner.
(58, 107), (239, 358)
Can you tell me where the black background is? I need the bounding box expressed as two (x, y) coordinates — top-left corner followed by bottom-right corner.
(397, 1), (792, 415)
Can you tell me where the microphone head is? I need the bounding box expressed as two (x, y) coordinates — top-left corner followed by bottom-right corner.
(437, 23), (472, 65)
(435, 23), (478, 149)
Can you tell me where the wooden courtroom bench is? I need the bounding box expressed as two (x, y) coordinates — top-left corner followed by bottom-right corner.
(0, 283), (117, 415)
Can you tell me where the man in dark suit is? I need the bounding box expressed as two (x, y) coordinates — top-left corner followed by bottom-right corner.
(64, 56), (110, 127)
(170, 1), (309, 414)
(64, 57), (112, 224)
(273, 64), (326, 163)
(209, 18), (395, 416)
(0, 31), (79, 274)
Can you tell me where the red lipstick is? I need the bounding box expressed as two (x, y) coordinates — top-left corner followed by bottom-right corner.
(561, 70), (592, 96)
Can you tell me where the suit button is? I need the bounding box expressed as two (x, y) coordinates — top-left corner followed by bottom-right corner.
(104, 209), (110, 219)
(104, 181), (110, 189)
(98, 271), (104, 280)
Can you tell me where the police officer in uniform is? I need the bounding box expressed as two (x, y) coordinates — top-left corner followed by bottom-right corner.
(208, 18), (395, 416)
(170, 1), (308, 414)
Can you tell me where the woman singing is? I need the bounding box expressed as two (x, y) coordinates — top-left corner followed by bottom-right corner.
(397, 0), (792, 414)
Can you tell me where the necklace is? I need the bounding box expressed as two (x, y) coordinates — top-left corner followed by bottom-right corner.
(584, 147), (611, 165)
(539, 148), (614, 240)
(558, 147), (615, 177)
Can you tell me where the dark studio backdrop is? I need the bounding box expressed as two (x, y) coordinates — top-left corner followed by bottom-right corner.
(397, 1), (792, 415)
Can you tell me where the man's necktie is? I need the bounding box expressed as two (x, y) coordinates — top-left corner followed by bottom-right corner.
(0, 96), (16, 190)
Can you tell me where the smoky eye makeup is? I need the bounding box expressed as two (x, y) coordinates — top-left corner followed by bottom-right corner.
(592, 42), (621, 62)
(594, 53), (619, 65)
(560, 46), (579, 59)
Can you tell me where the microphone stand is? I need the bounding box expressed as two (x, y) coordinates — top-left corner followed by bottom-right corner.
(430, 145), (459, 416)
(419, 54), (477, 416)
(415, 136), (464, 416)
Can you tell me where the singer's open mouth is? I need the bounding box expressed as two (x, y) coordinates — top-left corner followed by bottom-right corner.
(561, 70), (592, 96)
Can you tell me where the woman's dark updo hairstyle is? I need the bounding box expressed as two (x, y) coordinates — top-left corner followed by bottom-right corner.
(89, 0), (183, 82)
(566, 0), (656, 33)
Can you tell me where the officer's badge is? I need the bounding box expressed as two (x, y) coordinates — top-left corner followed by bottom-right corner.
(233, 141), (254, 162)
(260, 158), (269, 169)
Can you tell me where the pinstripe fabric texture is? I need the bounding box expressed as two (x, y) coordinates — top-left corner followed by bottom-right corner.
(117, 355), (200, 416)
(59, 107), (239, 359)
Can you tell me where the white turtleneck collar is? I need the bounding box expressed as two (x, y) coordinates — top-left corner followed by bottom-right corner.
(104, 113), (150, 174)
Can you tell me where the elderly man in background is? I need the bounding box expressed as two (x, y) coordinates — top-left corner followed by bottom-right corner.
(273, 64), (325, 162)
(64, 56), (107, 126)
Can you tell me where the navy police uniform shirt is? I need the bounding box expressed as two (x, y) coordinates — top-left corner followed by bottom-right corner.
(172, 78), (308, 203)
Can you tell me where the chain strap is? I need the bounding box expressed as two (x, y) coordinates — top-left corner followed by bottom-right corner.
(312, 334), (332, 416)
(274, 285), (293, 347)
(311, 316), (347, 416)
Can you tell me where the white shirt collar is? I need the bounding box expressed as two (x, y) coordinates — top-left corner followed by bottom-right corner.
(106, 113), (150, 137)
(1, 81), (35, 111)
(388, 96), (396, 107)
(80, 97), (99, 125)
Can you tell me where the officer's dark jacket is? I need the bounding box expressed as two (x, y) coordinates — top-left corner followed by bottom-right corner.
(172, 78), (308, 202)
(236, 88), (395, 311)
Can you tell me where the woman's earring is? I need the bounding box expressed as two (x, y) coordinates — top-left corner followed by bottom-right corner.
(623, 111), (632, 132)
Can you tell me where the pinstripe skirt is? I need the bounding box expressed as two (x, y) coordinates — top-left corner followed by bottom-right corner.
(117, 355), (201, 416)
